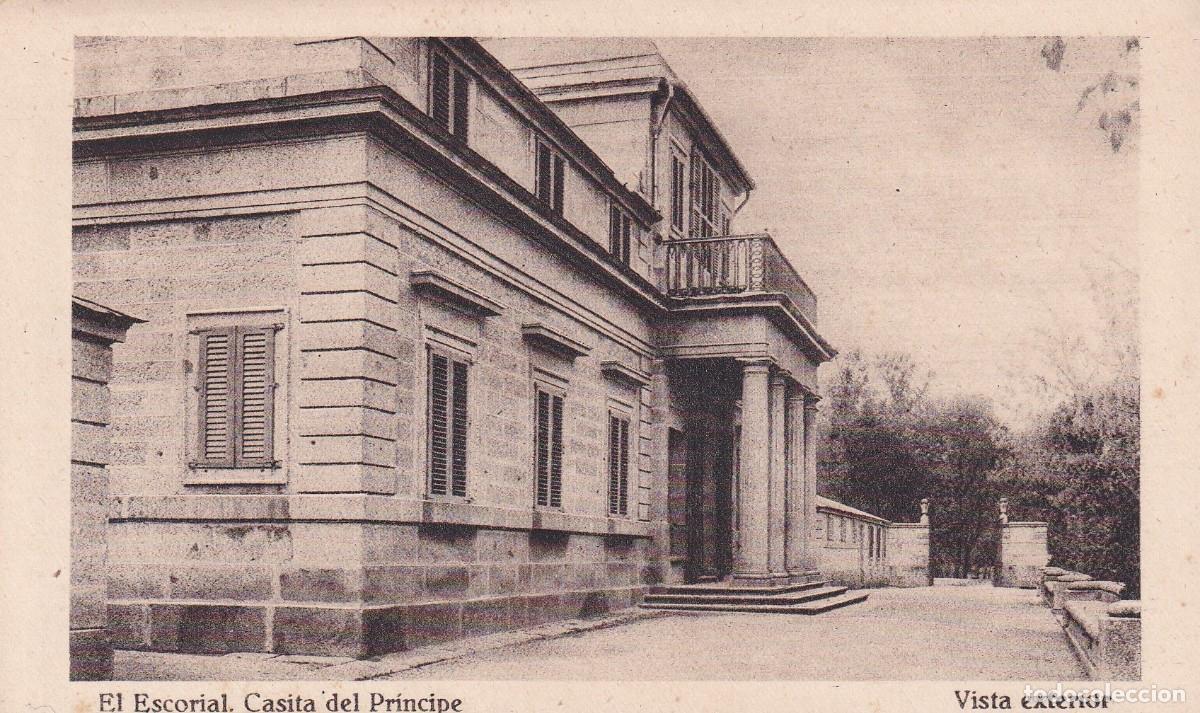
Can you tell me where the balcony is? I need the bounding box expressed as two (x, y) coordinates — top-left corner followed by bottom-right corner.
(663, 233), (818, 326)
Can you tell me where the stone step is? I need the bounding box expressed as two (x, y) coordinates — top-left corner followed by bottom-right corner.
(639, 591), (870, 615)
(643, 585), (849, 607)
(648, 580), (829, 597)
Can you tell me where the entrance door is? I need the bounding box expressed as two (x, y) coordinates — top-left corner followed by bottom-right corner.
(667, 428), (692, 579)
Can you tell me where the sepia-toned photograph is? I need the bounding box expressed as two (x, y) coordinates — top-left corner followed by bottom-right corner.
(67, 34), (1141, 684)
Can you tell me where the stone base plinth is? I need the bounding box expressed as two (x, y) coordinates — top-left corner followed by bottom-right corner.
(70, 628), (114, 680)
(106, 503), (662, 657)
(109, 586), (648, 657)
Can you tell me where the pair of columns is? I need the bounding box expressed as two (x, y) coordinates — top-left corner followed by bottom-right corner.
(733, 359), (818, 586)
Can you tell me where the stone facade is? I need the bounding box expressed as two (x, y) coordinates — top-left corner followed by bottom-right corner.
(996, 522), (1050, 588)
(71, 298), (143, 679)
(74, 37), (835, 656)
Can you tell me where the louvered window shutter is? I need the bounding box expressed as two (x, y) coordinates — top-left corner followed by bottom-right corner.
(428, 352), (451, 495)
(430, 51), (452, 132)
(198, 328), (236, 466)
(671, 154), (685, 231)
(608, 414), (630, 516)
(621, 215), (632, 265)
(450, 360), (469, 497)
(535, 387), (564, 508)
(549, 393), (563, 508)
(195, 326), (275, 468)
(237, 327), (275, 466)
(618, 418), (629, 515)
(609, 205), (621, 256)
(451, 67), (470, 140)
(535, 389), (551, 506)
(535, 142), (552, 207)
(552, 155), (565, 215)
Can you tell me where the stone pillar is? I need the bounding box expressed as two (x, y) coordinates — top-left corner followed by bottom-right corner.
(785, 392), (807, 579)
(997, 522), (1049, 588)
(802, 395), (820, 569)
(767, 373), (788, 580)
(733, 359), (772, 585)
(70, 298), (143, 680)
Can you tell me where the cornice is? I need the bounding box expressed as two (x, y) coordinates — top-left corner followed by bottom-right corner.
(72, 85), (670, 317)
(667, 293), (837, 363)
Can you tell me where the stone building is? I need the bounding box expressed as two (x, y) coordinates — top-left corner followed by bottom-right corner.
(71, 297), (143, 679)
(73, 37), (843, 657)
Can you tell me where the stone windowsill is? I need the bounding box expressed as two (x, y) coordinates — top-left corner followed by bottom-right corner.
(109, 494), (652, 537)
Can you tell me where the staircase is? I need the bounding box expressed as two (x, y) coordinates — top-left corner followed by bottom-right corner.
(639, 574), (869, 615)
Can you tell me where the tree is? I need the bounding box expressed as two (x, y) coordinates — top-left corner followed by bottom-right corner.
(919, 397), (1009, 578)
(1042, 378), (1140, 594)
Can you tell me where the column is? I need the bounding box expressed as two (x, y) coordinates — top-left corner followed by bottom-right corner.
(802, 394), (820, 569)
(785, 391), (807, 579)
(733, 359), (772, 585)
(767, 372), (788, 580)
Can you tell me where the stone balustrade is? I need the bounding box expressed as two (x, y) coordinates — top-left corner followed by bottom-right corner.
(1040, 567), (1140, 680)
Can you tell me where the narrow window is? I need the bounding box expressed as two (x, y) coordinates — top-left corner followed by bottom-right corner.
(534, 385), (564, 508)
(608, 204), (633, 265)
(427, 349), (469, 497)
(535, 139), (565, 215)
(194, 326), (276, 468)
(825, 513), (833, 541)
(429, 46), (469, 141)
(607, 412), (630, 515)
(839, 517), (846, 543)
(689, 149), (721, 238)
(670, 152), (686, 233)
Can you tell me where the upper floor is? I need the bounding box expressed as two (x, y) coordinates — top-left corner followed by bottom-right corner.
(73, 36), (831, 362)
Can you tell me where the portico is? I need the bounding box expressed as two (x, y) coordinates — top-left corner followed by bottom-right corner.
(659, 340), (828, 588)
(728, 358), (820, 586)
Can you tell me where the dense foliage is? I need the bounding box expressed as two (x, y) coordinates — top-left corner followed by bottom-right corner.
(819, 349), (1139, 592)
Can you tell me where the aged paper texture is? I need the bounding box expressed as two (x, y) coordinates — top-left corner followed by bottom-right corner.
(1, 1), (1198, 712)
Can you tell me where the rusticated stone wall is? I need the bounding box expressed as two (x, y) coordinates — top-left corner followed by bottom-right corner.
(106, 510), (658, 657)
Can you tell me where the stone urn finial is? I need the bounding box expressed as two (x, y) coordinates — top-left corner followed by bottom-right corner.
(999, 497), (1009, 525)
(920, 498), (929, 525)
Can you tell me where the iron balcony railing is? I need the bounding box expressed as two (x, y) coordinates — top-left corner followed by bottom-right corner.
(663, 233), (818, 325)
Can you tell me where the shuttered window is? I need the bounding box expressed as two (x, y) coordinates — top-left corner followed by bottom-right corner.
(429, 46), (470, 141)
(534, 385), (564, 508)
(607, 413), (630, 516)
(534, 139), (565, 216)
(194, 326), (276, 468)
(689, 149), (721, 238)
(427, 349), (469, 498)
(608, 204), (633, 265)
(670, 152), (686, 233)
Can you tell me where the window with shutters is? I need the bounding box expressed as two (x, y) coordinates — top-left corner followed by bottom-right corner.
(534, 138), (565, 216)
(669, 150), (686, 234)
(689, 149), (721, 238)
(192, 325), (278, 469)
(426, 347), (469, 499)
(533, 382), (565, 509)
(608, 203), (633, 265)
(607, 412), (630, 516)
(428, 45), (470, 141)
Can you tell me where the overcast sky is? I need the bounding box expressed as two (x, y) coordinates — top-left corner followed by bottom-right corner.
(653, 37), (1139, 423)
